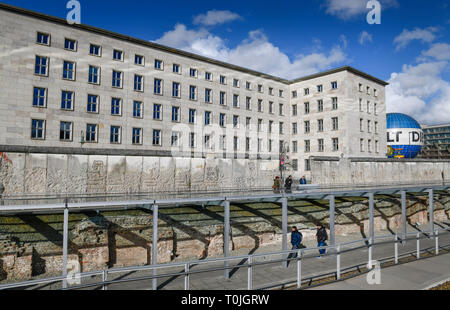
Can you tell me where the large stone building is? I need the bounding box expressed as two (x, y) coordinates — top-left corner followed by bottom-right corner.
(420, 123), (450, 159)
(0, 3), (388, 182)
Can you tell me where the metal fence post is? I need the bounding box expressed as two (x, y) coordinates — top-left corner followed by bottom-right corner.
(416, 232), (420, 259)
(62, 202), (69, 289)
(394, 234), (398, 264)
(102, 270), (107, 290)
(368, 237), (373, 266)
(428, 189), (434, 239)
(224, 199), (230, 279)
(281, 198), (288, 268)
(247, 256), (253, 290)
(401, 191), (407, 245)
(185, 263), (190, 290)
(152, 204), (158, 291)
(297, 250), (302, 289)
(336, 245), (341, 280)
(435, 230), (439, 255)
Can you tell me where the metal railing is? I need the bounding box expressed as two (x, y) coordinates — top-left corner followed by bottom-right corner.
(1, 227), (449, 291)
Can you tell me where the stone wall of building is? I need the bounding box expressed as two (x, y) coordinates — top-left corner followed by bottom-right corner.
(0, 152), (279, 195)
(311, 157), (450, 186)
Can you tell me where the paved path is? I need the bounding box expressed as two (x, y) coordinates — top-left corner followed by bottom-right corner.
(307, 251), (450, 290)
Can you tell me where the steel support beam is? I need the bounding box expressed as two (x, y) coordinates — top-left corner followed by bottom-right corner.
(62, 204), (69, 289)
(329, 195), (335, 248)
(428, 189), (434, 239)
(401, 191), (407, 245)
(281, 197), (288, 268)
(152, 204), (158, 290)
(224, 200), (230, 279)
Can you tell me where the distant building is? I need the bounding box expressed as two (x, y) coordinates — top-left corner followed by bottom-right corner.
(419, 124), (450, 159)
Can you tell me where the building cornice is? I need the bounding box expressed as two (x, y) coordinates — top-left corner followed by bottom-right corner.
(0, 2), (389, 87)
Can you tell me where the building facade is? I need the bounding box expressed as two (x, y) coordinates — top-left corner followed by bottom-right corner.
(0, 4), (388, 179)
(420, 124), (450, 159)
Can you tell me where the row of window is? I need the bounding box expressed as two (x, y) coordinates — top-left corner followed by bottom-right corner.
(295, 98), (339, 115)
(291, 82), (338, 98)
(359, 119), (380, 134)
(359, 99), (379, 115)
(360, 138), (381, 153)
(35, 32), (286, 96)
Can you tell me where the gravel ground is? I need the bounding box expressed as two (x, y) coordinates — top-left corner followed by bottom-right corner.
(430, 282), (450, 290)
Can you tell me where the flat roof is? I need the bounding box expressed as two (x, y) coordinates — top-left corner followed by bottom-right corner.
(0, 3), (389, 86)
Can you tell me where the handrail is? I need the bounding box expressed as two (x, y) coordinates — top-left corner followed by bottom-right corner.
(1, 227), (449, 290)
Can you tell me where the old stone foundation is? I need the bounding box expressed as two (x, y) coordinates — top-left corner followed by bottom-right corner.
(1, 193), (449, 282)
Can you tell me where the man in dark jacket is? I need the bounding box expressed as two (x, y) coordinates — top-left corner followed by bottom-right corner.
(290, 226), (303, 259)
(316, 224), (328, 257)
(285, 176), (293, 193)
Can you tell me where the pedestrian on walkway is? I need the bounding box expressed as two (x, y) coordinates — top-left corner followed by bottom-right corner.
(285, 175), (293, 193)
(299, 176), (307, 185)
(290, 226), (303, 259)
(316, 224), (328, 258)
(272, 176), (280, 193)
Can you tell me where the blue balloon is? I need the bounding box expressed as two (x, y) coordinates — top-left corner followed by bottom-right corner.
(386, 113), (423, 159)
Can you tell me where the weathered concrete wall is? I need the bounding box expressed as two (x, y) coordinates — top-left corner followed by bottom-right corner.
(1, 195), (449, 282)
(311, 157), (450, 186)
(0, 152), (279, 195)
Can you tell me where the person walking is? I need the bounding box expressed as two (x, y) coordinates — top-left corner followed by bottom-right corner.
(288, 226), (303, 263)
(316, 224), (328, 258)
(285, 175), (293, 193)
(299, 176), (307, 185)
(272, 176), (280, 193)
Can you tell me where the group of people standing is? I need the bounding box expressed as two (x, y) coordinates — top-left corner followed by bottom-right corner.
(290, 224), (328, 258)
(272, 176), (307, 193)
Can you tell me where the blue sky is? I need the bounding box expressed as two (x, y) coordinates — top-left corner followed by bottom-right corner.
(2, 0), (450, 124)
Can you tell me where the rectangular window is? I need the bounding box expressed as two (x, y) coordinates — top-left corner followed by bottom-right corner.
(153, 129), (161, 146)
(292, 159), (298, 171)
(31, 119), (45, 139)
(205, 135), (211, 149)
(331, 81), (338, 89)
(88, 65), (100, 84)
(305, 140), (310, 153)
(89, 44), (101, 56)
(359, 83), (363, 92)
(246, 97), (251, 110)
(257, 139), (262, 153)
(258, 84), (263, 92)
(190, 133), (196, 148)
(304, 88), (310, 95)
(332, 117), (339, 131)
(110, 126), (121, 144)
(279, 90), (284, 98)
(279, 122), (284, 134)
(375, 121), (378, 134)
(205, 111), (212, 125)
(269, 102), (274, 114)
(258, 119), (263, 132)
(245, 137), (250, 152)
(318, 100), (323, 112)
(190, 68), (197, 77)
(64, 38), (77, 51)
(154, 79), (163, 94)
(368, 120), (371, 133)
(220, 91), (226, 105)
(367, 101), (371, 114)
(135, 55), (144, 66)
(318, 119), (324, 132)
(292, 91), (297, 98)
(220, 135), (226, 150)
(233, 79), (239, 88)
(304, 102), (310, 114)
(318, 139), (324, 152)
(233, 94), (239, 108)
(132, 128), (142, 145)
(269, 87), (273, 96)
(374, 103), (378, 115)
(292, 123), (298, 135)
(292, 141), (298, 153)
(172, 82), (180, 97)
(59, 122), (72, 141)
(360, 118), (364, 132)
(269, 121), (273, 133)
(246, 117), (251, 130)
(154, 59), (163, 69)
(233, 115), (239, 128)
(258, 100), (263, 112)
(36, 32), (50, 45)
(113, 49), (123, 61)
(205, 72), (212, 81)
(220, 113), (226, 127)
(360, 139), (365, 152)
(374, 89), (378, 97)
(61, 91), (74, 110)
(292, 104), (297, 116)
(133, 101), (143, 118)
(304, 121), (310, 134)
(134, 75), (144, 92)
(332, 97), (338, 110)
(86, 124), (98, 142)
(375, 140), (379, 153)
(172, 106), (180, 122)
(332, 138), (339, 151)
(111, 98), (122, 116)
(189, 85), (197, 100)
(33, 87), (47, 107)
(189, 109), (196, 124)
(153, 104), (162, 120)
(359, 98), (363, 111)
(317, 85), (323, 92)
(220, 75), (226, 84)
(62, 61), (75, 80)
(112, 70), (122, 88)
(173, 64), (181, 74)
(269, 139), (273, 152)
(87, 94), (99, 113)
(279, 104), (284, 116)
(368, 139), (372, 153)
(171, 131), (180, 146)
(246, 81), (251, 90)
(233, 136), (239, 151)
(305, 159), (311, 171)
(205, 88), (212, 103)
(35, 56), (49, 76)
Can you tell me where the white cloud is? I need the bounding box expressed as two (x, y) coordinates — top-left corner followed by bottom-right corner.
(324, 0), (398, 20)
(386, 61), (450, 125)
(193, 10), (242, 26)
(359, 31), (373, 45)
(155, 25), (347, 80)
(421, 43), (450, 61)
(393, 27), (439, 51)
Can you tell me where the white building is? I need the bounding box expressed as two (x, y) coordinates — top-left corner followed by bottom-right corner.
(0, 3), (388, 179)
